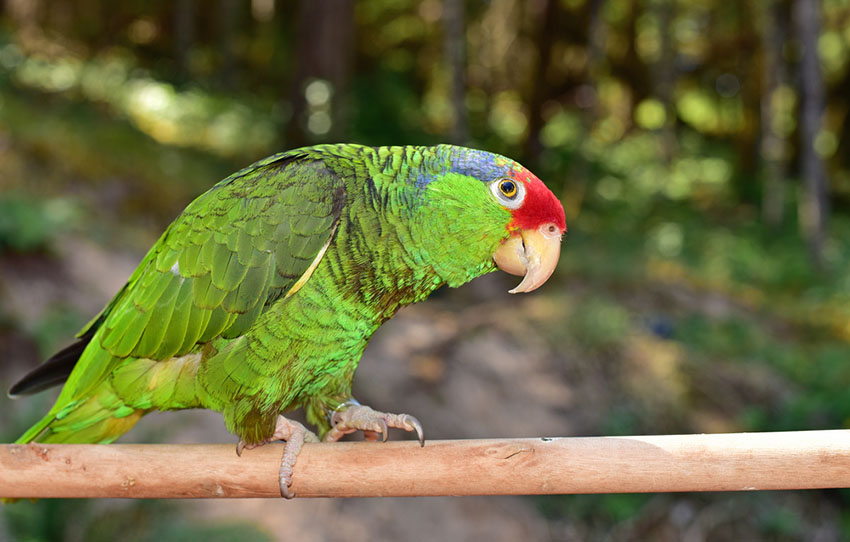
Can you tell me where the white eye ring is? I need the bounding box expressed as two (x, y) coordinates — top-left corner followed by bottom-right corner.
(490, 178), (525, 209)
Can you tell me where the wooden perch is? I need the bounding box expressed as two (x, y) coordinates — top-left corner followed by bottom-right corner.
(2, 430), (850, 499)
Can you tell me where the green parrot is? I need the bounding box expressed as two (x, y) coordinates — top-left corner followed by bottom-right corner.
(9, 144), (566, 496)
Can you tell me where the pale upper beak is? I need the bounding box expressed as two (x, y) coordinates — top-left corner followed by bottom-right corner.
(493, 223), (563, 293)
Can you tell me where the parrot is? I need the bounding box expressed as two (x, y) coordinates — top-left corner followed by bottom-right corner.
(8, 144), (566, 497)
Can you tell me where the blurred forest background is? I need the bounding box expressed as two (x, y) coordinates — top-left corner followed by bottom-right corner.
(2, 0), (850, 540)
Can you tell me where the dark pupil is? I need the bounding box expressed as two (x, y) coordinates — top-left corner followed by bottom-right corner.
(501, 181), (516, 196)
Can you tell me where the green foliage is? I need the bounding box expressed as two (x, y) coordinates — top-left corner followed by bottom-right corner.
(0, 196), (70, 253)
(674, 315), (768, 361)
(31, 304), (85, 358)
(758, 503), (804, 538)
(351, 70), (437, 145)
(5, 500), (272, 542)
(601, 405), (643, 436)
(567, 295), (632, 351)
(1, 42), (279, 159)
(533, 494), (651, 524)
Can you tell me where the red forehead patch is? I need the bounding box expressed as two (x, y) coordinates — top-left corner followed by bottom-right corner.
(509, 169), (567, 233)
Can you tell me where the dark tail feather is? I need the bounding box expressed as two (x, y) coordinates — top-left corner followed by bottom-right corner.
(8, 330), (93, 397)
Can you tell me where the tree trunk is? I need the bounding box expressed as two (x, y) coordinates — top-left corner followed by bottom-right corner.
(523, 0), (558, 164)
(444, 0), (468, 145)
(612, 0), (650, 108)
(794, 0), (828, 265)
(6, 0), (41, 40)
(760, 0), (788, 228)
(174, 0), (195, 81)
(285, 0), (355, 146)
(218, 0), (239, 90)
(654, 0), (676, 165)
(585, 0), (607, 120)
(563, 0), (608, 222)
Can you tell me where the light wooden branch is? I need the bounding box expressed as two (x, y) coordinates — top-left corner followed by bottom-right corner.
(2, 430), (850, 499)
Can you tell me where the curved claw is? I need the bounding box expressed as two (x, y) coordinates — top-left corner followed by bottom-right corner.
(404, 414), (425, 447)
(280, 478), (294, 499)
(236, 441), (246, 457)
(378, 418), (389, 442)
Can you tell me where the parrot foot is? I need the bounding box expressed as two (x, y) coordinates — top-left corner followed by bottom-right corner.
(235, 415), (319, 499)
(324, 400), (425, 446)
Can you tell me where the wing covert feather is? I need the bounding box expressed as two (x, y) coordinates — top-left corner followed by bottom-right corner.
(77, 154), (347, 390)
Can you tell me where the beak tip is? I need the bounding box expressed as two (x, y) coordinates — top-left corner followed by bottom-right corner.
(494, 223), (563, 294)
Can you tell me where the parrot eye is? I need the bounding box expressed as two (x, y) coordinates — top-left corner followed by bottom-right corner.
(499, 180), (517, 198)
(490, 178), (525, 209)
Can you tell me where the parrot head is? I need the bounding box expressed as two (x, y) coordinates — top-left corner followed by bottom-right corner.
(414, 145), (566, 294)
(489, 168), (566, 293)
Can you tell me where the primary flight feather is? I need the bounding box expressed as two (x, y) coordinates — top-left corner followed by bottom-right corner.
(9, 144), (566, 496)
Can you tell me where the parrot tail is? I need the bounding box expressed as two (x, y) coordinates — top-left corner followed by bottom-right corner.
(15, 383), (146, 445)
(3, 385), (144, 505)
(8, 330), (95, 397)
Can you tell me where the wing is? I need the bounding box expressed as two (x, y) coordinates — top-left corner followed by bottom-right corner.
(58, 151), (347, 401)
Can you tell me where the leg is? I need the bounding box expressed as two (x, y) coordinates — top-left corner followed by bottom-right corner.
(324, 399), (425, 446)
(236, 415), (319, 498)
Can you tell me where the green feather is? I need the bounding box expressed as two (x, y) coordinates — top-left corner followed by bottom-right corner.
(191, 272), (227, 309)
(178, 242), (203, 276)
(211, 249), (249, 291)
(103, 302), (151, 358)
(133, 273), (181, 355)
(198, 307), (236, 343)
(155, 278), (194, 359)
(178, 303), (211, 354)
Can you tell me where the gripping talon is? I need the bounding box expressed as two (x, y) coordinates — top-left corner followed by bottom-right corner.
(405, 415), (425, 447)
(323, 402), (426, 446)
(379, 418), (389, 442)
(233, 415), (315, 499)
(280, 481), (293, 499)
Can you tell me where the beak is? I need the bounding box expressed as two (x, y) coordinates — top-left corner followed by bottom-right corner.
(493, 223), (563, 294)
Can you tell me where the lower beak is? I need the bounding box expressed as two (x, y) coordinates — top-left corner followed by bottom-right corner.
(493, 223), (563, 294)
